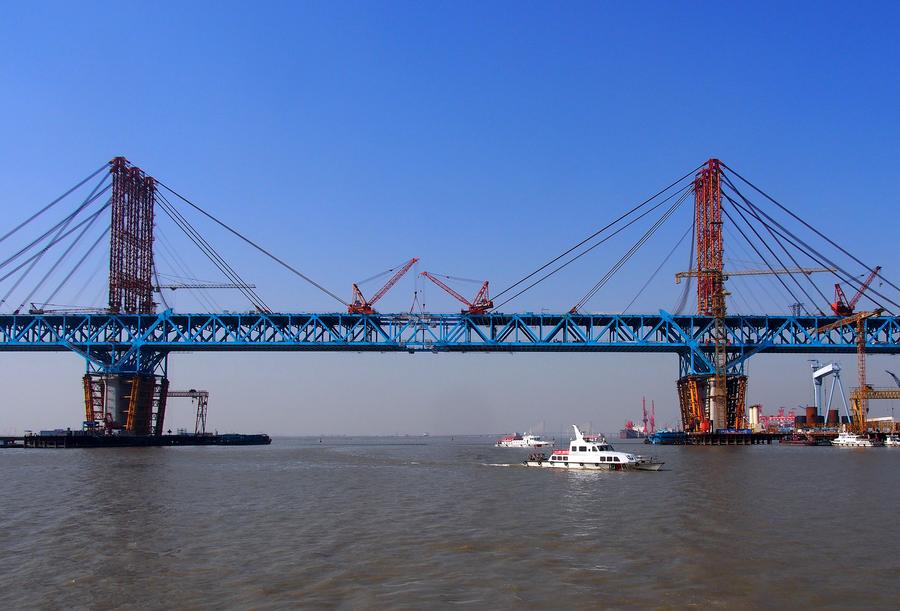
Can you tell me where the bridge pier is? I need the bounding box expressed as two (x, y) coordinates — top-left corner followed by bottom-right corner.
(677, 354), (748, 433)
(81, 348), (170, 436)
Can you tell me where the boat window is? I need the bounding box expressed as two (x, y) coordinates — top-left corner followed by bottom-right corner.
(579, 446), (587, 452)
(563, 456), (568, 461)
(591, 447), (598, 452)
(614, 457), (621, 462)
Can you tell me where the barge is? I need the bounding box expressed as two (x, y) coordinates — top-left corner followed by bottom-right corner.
(21, 431), (271, 448)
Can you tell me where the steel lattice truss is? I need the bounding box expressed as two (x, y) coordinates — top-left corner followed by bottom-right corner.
(1, 311), (899, 374)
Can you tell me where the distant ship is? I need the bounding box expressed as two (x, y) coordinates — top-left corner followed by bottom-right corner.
(620, 397), (655, 439)
(495, 433), (553, 448)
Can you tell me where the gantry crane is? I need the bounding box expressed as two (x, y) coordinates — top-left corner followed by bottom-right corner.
(419, 271), (493, 314)
(816, 308), (883, 432)
(349, 257), (419, 314)
(831, 266), (881, 316)
(166, 389), (209, 435)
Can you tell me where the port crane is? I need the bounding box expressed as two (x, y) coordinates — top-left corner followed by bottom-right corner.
(348, 257), (419, 314)
(419, 271), (493, 314)
(816, 308), (883, 432)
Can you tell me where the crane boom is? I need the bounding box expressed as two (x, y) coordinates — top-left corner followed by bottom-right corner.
(831, 266), (881, 316)
(848, 266), (881, 309)
(154, 283), (256, 291)
(816, 309), (883, 432)
(420, 271), (493, 314)
(349, 257), (419, 314)
(675, 267), (834, 284)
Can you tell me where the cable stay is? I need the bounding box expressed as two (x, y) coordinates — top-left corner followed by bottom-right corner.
(158, 181), (347, 307)
(0, 162), (110, 246)
(720, 163), (900, 308)
(156, 192), (270, 312)
(492, 181), (694, 311)
(0, 180), (111, 274)
(622, 221), (693, 313)
(719, 170), (900, 314)
(570, 187), (691, 313)
(492, 164), (703, 303)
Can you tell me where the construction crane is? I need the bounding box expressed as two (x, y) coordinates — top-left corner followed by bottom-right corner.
(349, 257), (419, 315)
(154, 283), (256, 291)
(419, 272), (493, 314)
(675, 267), (834, 284)
(816, 308), (883, 432)
(831, 266), (881, 316)
(166, 389), (209, 435)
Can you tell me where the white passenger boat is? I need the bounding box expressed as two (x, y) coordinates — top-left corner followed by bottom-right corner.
(830, 432), (879, 447)
(883, 434), (900, 447)
(495, 433), (553, 448)
(523, 426), (663, 471)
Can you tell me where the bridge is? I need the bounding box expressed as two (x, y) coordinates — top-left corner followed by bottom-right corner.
(1, 157), (897, 435)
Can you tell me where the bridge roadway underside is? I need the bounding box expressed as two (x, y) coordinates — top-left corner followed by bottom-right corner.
(1, 310), (899, 375)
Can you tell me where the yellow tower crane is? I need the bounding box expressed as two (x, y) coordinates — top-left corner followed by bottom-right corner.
(815, 309), (883, 433)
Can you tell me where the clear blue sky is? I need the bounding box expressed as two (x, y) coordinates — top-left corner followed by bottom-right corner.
(1, 2), (898, 435)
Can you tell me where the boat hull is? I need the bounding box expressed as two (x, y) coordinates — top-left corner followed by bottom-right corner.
(522, 459), (663, 471)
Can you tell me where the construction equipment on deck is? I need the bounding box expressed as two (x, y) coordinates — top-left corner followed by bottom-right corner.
(831, 266), (881, 316)
(816, 309), (884, 432)
(349, 257), (419, 314)
(166, 389), (209, 435)
(420, 271), (493, 314)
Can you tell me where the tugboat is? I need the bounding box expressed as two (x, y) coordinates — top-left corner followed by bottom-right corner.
(495, 433), (553, 448)
(523, 426), (663, 471)
(780, 432), (831, 446)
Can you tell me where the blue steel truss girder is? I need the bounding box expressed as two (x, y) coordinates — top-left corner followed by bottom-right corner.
(1, 310), (900, 373)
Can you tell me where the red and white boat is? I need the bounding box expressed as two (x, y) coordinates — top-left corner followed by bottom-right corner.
(523, 425), (663, 471)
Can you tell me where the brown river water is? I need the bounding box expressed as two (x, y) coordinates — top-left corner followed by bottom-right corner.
(1, 436), (898, 609)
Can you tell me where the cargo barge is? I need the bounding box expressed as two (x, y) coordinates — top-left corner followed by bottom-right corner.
(20, 431), (271, 448)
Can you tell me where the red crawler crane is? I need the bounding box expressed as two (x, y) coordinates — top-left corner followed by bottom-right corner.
(349, 257), (419, 314)
(831, 266), (881, 316)
(420, 272), (493, 314)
